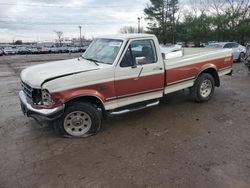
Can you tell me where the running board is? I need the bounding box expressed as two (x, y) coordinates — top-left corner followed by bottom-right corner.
(109, 100), (160, 115)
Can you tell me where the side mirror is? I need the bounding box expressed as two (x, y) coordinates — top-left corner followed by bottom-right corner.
(135, 56), (147, 65)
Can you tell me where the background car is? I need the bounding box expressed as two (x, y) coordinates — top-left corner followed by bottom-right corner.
(68, 47), (79, 53)
(0, 49), (3, 56)
(37, 47), (50, 54)
(17, 47), (29, 54)
(206, 42), (246, 62)
(50, 47), (60, 53)
(3, 47), (17, 55)
(79, 45), (89, 53)
(27, 47), (39, 54)
(160, 44), (182, 54)
(58, 46), (69, 53)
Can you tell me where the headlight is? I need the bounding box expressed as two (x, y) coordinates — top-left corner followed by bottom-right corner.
(41, 89), (53, 105)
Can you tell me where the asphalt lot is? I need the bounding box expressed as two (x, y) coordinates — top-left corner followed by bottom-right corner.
(0, 53), (250, 188)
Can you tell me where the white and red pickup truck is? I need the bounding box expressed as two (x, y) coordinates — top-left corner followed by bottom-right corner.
(19, 34), (233, 137)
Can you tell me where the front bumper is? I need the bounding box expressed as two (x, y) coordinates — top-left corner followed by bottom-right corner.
(19, 90), (64, 121)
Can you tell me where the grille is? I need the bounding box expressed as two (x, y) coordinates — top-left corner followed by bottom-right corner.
(21, 81), (33, 98)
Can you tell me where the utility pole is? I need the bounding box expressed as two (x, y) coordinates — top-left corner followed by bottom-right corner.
(79, 25), (82, 47)
(137, 17), (140, 33)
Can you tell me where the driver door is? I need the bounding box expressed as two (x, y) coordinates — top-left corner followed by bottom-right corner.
(114, 39), (164, 108)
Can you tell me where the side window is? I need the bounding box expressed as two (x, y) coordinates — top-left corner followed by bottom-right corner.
(224, 43), (232, 48)
(232, 43), (239, 48)
(224, 43), (238, 48)
(120, 39), (157, 67)
(120, 46), (134, 67)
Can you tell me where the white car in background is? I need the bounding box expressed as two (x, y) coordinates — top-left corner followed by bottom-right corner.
(68, 47), (79, 53)
(3, 47), (16, 55)
(28, 47), (39, 54)
(206, 42), (246, 62)
(160, 44), (182, 54)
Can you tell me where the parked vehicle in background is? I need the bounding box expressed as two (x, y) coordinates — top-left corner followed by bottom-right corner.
(207, 41), (218, 45)
(19, 34), (233, 138)
(3, 47), (16, 55)
(206, 42), (246, 62)
(68, 47), (79, 53)
(58, 47), (68, 53)
(17, 47), (29, 54)
(0, 49), (3, 56)
(186, 42), (195, 47)
(0, 45), (88, 55)
(176, 42), (184, 46)
(28, 47), (39, 54)
(244, 43), (250, 60)
(37, 47), (50, 54)
(160, 44), (182, 54)
(245, 44), (250, 72)
(79, 45), (89, 52)
(50, 47), (60, 53)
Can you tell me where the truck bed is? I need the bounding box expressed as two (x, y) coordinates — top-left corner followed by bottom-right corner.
(164, 48), (232, 70)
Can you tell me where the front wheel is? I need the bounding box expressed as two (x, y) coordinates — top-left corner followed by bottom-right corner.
(54, 102), (101, 138)
(190, 73), (215, 103)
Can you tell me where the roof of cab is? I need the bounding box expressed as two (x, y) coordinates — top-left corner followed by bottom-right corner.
(97, 33), (155, 40)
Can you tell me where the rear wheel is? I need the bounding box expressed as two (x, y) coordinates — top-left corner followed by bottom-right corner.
(54, 102), (101, 138)
(238, 52), (245, 62)
(190, 73), (215, 103)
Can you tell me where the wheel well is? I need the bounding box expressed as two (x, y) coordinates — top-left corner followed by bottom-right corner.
(199, 68), (220, 87)
(65, 96), (105, 110)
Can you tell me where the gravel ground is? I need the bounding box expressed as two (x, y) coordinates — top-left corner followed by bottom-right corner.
(0, 54), (250, 188)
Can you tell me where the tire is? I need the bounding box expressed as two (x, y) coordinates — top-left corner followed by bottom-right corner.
(190, 73), (215, 103)
(53, 102), (101, 138)
(238, 52), (245, 62)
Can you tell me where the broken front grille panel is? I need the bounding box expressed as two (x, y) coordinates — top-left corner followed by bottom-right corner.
(21, 81), (42, 104)
(21, 81), (33, 98)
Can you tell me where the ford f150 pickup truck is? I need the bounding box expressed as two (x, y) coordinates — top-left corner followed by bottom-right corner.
(19, 34), (233, 137)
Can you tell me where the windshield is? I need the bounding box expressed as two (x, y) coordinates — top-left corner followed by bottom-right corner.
(83, 38), (123, 65)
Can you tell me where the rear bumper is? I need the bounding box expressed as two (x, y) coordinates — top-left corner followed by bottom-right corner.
(19, 90), (64, 121)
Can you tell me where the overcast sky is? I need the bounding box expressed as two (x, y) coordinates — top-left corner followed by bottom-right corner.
(0, 0), (188, 42)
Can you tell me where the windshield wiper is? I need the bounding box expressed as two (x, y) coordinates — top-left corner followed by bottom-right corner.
(83, 57), (100, 66)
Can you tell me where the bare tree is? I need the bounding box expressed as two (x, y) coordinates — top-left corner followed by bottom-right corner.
(189, 0), (207, 15)
(54, 30), (63, 46)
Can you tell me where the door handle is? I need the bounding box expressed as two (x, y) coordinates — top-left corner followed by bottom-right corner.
(153, 66), (163, 71)
(134, 67), (143, 80)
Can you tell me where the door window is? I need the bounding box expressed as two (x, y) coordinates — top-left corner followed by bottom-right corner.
(120, 39), (157, 67)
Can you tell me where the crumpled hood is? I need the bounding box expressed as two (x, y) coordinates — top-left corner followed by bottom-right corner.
(21, 58), (99, 88)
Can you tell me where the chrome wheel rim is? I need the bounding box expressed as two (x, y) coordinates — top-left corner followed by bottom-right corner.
(200, 79), (212, 98)
(64, 111), (92, 136)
